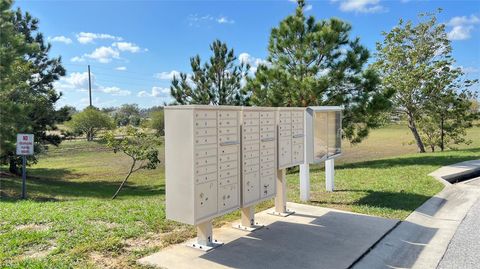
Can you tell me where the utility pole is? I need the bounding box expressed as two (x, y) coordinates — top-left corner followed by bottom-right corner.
(88, 65), (92, 107)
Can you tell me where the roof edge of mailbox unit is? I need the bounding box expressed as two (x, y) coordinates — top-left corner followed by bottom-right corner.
(307, 106), (343, 112)
(165, 105), (309, 111)
(164, 105), (240, 110)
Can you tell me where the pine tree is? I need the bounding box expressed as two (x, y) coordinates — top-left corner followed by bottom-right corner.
(170, 40), (250, 105)
(0, 1), (66, 173)
(246, 0), (392, 143)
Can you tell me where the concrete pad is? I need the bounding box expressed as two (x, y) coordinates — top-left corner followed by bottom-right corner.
(429, 159), (480, 184)
(139, 202), (399, 269)
(353, 183), (480, 269)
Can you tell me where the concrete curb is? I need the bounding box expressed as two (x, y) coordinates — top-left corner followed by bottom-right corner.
(429, 159), (480, 185)
(353, 159), (480, 269)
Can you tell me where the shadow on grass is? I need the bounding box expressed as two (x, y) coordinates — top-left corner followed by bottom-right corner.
(0, 168), (164, 202)
(310, 190), (436, 214)
(299, 148), (480, 174)
(337, 148), (480, 170)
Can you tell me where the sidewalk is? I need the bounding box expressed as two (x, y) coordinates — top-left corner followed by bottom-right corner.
(437, 177), (480, 269)
(139, 203), (398, 269)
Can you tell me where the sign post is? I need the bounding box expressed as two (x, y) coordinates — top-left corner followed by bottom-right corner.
(16, 134), (34, 199)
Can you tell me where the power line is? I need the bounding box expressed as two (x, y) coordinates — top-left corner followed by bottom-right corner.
(88, 65), (92, 107)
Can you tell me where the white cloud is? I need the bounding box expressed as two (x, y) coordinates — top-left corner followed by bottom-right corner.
(217, 16), (235, 24)
(188, 14), (235, 26)
(48, 35), (72, 44)
(76, 32), (122, 44)
(54, 72), (131, 97)
(305, 4), (313, 11)
(459, 66), (480, 74)
(112, 42), (143, 53)
(101, 86), (131, 96)
(70, 56), (85, 63)
(85, 46), (120, 63)
(115, 66), (127, 71)
(446, 15), (479, 40)
(138, 87), (170, 98)
(155, 70), (181, 80)
(331, 0), (386, 14)
(54, 72), (92, 92)
(238, 52), (269, 73)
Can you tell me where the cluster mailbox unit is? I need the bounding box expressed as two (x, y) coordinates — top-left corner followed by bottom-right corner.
(165, 105), (328, 251)
(165, 106), (242, 250)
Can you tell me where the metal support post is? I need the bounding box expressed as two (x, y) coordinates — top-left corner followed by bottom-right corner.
(326, 158), (335, 192)
(186, 220), (223, 251)
(233, 206), (264, 231)
(269, 168), (294, 217)
(21, 155), (26, 199)
(300, 163), (310, 201)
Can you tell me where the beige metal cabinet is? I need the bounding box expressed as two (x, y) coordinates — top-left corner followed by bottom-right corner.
(277, 107), (306, 169)
(240, 107), (277, 207)
(165, 105), (241, 225)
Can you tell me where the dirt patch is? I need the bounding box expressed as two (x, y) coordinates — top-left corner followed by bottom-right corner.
(89, 220), (119, 229)
(20, 240), (56, 260)
(15, 223), (50, 231)
(123, 232), (165, 252)
(90, 252), (130, 269)
(123, 227), (196, 252)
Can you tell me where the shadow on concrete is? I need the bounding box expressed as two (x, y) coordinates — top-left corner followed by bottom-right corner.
(353, 221), (438, 269)
(415, 196), (447, 217)
(201, 211), (398, 269)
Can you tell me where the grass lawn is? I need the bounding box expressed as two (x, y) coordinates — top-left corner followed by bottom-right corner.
(1, 125), (479, 268)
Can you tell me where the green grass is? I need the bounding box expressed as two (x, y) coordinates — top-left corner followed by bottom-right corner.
(1, 125), (479, 268)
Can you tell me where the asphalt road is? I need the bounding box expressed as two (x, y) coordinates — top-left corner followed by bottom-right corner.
(437, 177), (480, 269)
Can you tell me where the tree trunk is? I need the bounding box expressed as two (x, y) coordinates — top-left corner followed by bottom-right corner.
(112, 159), (136, 199)
(407, 113), (426, 153)
(440, 116), (444, 152)
(8, 157), (18, 175)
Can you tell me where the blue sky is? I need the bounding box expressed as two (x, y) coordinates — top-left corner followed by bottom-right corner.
(16, 0), (480, 109)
